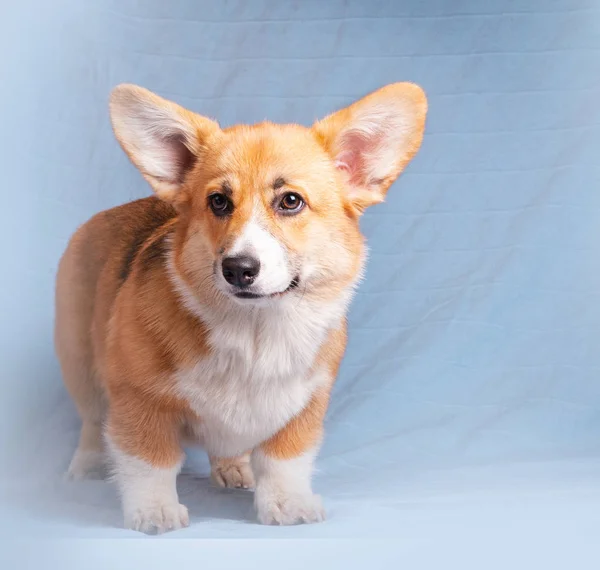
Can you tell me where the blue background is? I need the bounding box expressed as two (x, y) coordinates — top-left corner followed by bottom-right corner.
(1, 0), (600, 566)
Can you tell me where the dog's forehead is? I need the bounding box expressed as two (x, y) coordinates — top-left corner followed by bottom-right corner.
(212, 123), (330, 185)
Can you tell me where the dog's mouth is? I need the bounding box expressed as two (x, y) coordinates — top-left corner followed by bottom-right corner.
(234, 276), (300, 300)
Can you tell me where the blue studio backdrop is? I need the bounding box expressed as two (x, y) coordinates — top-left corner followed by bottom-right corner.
(1, 0), (600, 564)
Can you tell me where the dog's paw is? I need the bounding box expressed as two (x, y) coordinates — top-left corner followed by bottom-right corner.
(124, 502), (189, 534)
(255, 489), (325, 525)
(211, 457), (255, 489)
(66, 450), (106, 481)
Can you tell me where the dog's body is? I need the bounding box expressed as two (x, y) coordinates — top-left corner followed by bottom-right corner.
(55, 83), (426, 533)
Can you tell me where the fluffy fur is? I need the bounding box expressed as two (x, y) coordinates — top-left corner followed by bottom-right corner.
(55, 82), (427, 533)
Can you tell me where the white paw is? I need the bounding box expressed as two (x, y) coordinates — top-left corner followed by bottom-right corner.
(66, 450), (106, 481)
(124, 502), (189, 534)
(212, 461), (255, 489)
(255, 489), (325, 525)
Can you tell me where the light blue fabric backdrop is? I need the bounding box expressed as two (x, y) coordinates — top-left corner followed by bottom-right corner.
(1, 0), (600, 566)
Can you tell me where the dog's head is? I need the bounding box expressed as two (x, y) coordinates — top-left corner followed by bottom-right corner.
(110, 83), (427, 307)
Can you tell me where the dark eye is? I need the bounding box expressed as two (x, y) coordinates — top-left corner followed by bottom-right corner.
(278, 192), (304, 214)
(209, 193), (232, 216)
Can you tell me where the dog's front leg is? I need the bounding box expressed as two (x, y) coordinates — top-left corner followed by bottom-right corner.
(105, 393), (189, 534)
(252, 386), (330, 525)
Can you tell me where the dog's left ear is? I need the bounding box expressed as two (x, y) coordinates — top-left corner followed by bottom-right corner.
(313, 83), (427, 212)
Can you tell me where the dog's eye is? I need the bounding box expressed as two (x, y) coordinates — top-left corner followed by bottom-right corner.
(209, 193), (232, 216)
(278, 192), (304, 214)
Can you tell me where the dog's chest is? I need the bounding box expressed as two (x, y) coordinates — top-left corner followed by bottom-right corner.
(176, 307), (332, 456)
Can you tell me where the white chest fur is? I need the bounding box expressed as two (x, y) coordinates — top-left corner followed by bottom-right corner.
(175, 294), (349, 457)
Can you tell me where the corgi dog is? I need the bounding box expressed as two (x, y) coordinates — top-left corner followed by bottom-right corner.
(55, 82), (427, 533)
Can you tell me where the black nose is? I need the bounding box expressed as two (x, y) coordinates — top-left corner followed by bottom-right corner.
(221, 255), (260, 288)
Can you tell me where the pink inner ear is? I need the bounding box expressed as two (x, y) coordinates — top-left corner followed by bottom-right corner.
(163, 133), (196, 183)
(334, 129), (384, 189)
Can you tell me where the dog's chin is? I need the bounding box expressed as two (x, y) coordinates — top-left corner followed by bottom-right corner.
(224, 277), (300, 306)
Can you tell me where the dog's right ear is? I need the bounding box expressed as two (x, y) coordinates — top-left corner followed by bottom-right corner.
(109, 84), (220, 203)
